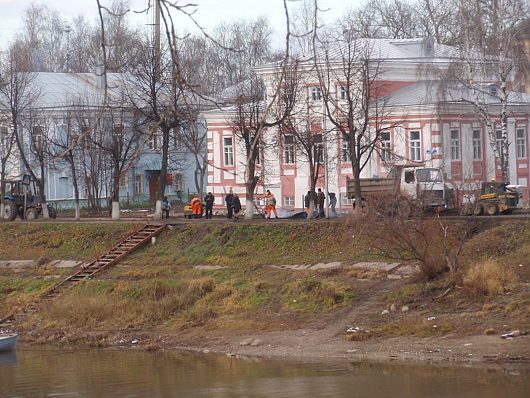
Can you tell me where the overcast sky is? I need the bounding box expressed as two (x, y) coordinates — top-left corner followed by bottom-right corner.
(0, 0), (362, 49)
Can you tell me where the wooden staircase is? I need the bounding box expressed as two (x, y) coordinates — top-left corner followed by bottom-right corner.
(0, 223), (166, 327)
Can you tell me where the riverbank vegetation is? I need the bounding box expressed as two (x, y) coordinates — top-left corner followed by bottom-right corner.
(0, 219), (528, 350)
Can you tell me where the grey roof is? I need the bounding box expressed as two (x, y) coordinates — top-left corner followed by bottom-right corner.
(19, 72), (216, 112)
(379, 80), (530, 108)
(257, 37), (458, 71)
(31, 72), (123, 109)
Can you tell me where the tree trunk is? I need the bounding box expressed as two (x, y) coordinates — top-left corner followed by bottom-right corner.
(37, 167), (49, 219)
(244, 158), (258, 220)
(0, 167), (5, 219)
(194, 155), (206, 198)
(154, 125), (170, 220)
(69, 152), (81, 220)
(111, 167), (120, 220)
(352, 160), (364, 215)
(500, 84), (510, 183)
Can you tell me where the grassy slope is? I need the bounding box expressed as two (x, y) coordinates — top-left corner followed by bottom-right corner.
(0, 219), (528, 342)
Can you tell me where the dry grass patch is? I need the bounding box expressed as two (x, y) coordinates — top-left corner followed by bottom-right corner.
(373, 315), (454, 338)
(463, 259), (518, 297)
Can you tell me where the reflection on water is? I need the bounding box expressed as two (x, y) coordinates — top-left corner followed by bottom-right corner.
(0, 348), (529, 398)
(0, 351), (17, 365)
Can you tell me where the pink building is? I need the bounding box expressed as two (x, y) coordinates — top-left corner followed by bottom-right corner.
(203, 38), (530, 213)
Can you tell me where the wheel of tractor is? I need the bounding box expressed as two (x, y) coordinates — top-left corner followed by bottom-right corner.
(48, 207), (57, 219)
(3, 202), (18, 221)
(485, 203), (498, 216)
(25, 207), (38, 220)
(472, 203), (483, 216)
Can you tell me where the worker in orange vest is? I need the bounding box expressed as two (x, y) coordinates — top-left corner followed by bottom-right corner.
(264, 190), (278, 219)
(191, 196), (202, 218)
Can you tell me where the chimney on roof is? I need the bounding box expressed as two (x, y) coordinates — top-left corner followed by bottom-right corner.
(422, 37), (435, 57)
(95, 62), (106, 90)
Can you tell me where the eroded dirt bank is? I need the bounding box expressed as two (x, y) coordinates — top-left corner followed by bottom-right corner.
(1, 220), (529, 365)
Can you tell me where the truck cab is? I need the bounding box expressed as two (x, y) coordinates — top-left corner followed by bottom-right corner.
(398, 166), (453, 211)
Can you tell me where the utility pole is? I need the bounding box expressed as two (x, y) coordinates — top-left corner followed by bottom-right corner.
(64, 24), (71, 72)
(154, 0), (161, 82)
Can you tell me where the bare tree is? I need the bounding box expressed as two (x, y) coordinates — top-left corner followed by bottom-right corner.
(77, 115), (110, 214)
(0, 119), (17, 219)
(88, 99), (143, 219)
(45, 108), (85, 220)
(447, 0), (528, 183)
(176, 110), (208, 198)
(313, 18), (401, 212)
(0, 43), (43, 218)
(276, 62), (328, 217)
(228, 61), (297, 219)
(416, 0), (459, 44)
(18, 110), (53, 218)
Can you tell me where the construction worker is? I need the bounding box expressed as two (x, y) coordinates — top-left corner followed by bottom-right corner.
(204, 192), (215, 219)
(316, 188), (326, 218)
(264, 189), (278, 219)
(161, 196), (171, 219)
(191, 196), (202, 218)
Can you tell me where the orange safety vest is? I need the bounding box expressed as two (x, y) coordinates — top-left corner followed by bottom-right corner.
(191, 197), (202, 214)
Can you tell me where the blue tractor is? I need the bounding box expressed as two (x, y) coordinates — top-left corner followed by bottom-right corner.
(2, 174), (57, 220)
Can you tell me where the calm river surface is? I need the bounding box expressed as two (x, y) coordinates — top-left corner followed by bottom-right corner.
(0, 349), (529, 397)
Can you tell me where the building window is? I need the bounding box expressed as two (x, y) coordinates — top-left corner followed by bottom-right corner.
(495, 129), (503, 160)
(173, 173), (184, 191)
(0, 126), (9, 149)
(313, 133), (323, 163)
(113, 124), (124, 139)
(148, 130), (163, 151)
(339, 85), (347, 100)
(380, 131), (391, 161)
(472, 129), (482, 160)
(32, 125), (44, 151)
(409, 130), (421, 161)
(311, 87), (322, 101)
(341, 133), (350, 162)
(57, 176), (69, 199)
(172, 126), (182, 149)
(223, 136), (234, 166)
(284, 135), (295, 164)
(56, 124), (68, 144)
(284, 196), (295, 207)
(135, 175), (143, 195)
(516, 128), (526, 159)
(450, 129), (460, 160)
(340, 193), (353, 206)
(119, 174), (128, 187)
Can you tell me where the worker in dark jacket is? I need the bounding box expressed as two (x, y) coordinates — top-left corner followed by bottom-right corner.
(304, 190), (313, 217)
(225, 191), (234, 219)
(232, 193), (242, 222)
(204, 192), (215, 219)
(316, 188), (326, 218)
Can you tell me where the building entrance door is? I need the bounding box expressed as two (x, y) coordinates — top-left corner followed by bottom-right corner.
(148, 170), (161, 207)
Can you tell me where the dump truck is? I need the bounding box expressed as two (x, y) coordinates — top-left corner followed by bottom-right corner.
(346, 164), (454, 216)
(460, 181), (521, 216)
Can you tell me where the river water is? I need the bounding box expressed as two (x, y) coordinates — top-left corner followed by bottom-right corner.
(0, 349), (528, 397)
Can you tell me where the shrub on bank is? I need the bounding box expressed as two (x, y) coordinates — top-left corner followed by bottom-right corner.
(463, 259), (518, 297)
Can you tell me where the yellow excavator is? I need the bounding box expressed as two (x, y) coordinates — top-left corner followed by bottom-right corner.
(468, 181), (521, 216)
